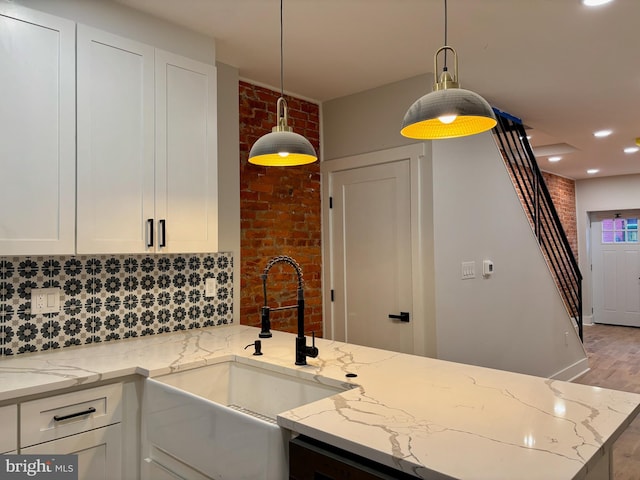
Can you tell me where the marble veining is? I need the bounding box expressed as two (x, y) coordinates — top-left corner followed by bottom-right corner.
(0, 324), (638, 480)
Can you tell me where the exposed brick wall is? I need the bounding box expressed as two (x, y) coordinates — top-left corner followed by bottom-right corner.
(238, 81), (322, 336)
(501, 149), (581, 317)
(504, 159), (578, 264)
(541, 172), (578, 260)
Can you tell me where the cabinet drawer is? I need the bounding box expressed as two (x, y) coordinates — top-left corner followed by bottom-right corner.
(21, 383), (122, 448)
(0, 405), (17, 453)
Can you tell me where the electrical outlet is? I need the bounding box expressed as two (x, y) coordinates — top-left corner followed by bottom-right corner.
(205, 277), (217, 298)
(31, 287), (61, 314)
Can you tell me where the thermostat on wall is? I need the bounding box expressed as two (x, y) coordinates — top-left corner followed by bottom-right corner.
(483, 260), (494, 277)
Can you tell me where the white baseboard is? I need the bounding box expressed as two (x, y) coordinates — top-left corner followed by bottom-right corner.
(550, 357), (590, 382)
(582, 315), (594, 326)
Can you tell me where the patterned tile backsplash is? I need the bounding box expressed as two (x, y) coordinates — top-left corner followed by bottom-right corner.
(0, 253), (233, 356)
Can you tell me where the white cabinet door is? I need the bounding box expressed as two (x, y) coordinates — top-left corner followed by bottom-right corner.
(155, 50), (218, 253)
(0, 405), (17, 454)
(76, 25), (155, 254)
(0, 4), (75, 255)
(21, 424), (122, 480)
(76, 27), (218, 255)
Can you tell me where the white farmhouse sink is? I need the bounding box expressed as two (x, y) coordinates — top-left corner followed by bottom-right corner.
(142, 359), (349, 480)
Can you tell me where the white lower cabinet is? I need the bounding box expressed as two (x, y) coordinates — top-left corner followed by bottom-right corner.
(19, 384), (124, 480)
(0, 405), (17, 454)
(21, 424), (122, 480)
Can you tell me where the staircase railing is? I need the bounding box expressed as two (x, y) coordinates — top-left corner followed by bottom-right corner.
(492, 108), (583, 341)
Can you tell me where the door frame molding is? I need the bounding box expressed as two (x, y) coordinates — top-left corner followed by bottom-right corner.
(321, 143), (435, 356)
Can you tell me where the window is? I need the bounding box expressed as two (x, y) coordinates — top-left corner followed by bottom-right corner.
(602, 217), (638, 243)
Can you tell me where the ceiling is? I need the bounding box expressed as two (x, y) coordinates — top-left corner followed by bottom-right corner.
(113, 0), (640, 180)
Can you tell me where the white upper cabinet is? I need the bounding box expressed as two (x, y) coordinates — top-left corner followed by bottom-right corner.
(76, 26), (218, 254)
(0, 4), (76, 255)
(155, 50), (218, 254)
(76, 25), (155, 254)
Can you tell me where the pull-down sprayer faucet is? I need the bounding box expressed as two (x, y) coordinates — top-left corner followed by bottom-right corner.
(259, 255), (318, 365)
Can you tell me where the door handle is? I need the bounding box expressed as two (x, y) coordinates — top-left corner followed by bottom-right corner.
(388, 312), (410, 322)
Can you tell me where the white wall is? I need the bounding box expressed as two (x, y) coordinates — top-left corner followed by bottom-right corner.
(322, 74), (430, 161)
(322, 77), (588, 378)
(432, 133), (587, 378)
(575, 174), (640, 323)
(216, 62), (241, 324)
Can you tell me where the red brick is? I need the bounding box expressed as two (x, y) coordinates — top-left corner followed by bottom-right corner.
(239, 82), (322, 335)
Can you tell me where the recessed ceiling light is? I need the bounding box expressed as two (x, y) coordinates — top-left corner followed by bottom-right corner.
(548, 156), (562, 162)
(624, 147), (639, 154)
(593, 129), (612, 137)
(587, 169), (600, 174)
(582, 0), (614, 6)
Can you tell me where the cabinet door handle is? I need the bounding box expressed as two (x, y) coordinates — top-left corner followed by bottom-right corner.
(147, 218), (154, 247)
(159, 219), (166, 247)
(53, 407), (96, 422)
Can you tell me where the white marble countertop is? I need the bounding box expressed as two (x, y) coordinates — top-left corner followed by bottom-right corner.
(1, 324), (638, 480)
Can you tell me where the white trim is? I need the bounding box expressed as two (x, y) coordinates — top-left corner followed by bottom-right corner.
(320, 143), (425, 173)
(321, 143), (433, 356)
(552, 357), (590, 382)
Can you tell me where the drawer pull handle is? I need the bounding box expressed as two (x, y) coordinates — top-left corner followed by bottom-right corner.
(147, 218), (154, 247)
(159, 219), (166, 247)
(53, 407), (96, 422)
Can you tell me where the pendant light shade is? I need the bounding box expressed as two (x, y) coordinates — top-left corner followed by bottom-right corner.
(401, 3), (496, 140)
(249, 98), (317, 166)
(401, 85), (497, 140)
(248, 0), (317, 167)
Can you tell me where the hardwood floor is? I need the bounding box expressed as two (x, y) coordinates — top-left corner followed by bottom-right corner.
(574, 323), (640, 480)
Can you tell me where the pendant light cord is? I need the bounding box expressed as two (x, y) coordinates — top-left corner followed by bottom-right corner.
(280, 0), (284, 98)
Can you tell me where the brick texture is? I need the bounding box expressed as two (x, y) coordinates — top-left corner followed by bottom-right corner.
(239, 81), (322, 336)
(541, 172), (578, 260)
(505, 164), (578, 263)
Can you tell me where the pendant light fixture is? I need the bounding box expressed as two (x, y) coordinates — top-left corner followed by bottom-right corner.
(401, 0), (497, 140)
(248, 0), (317, 166)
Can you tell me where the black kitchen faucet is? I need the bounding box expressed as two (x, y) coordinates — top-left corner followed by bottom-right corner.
(259, 255), (318, 365)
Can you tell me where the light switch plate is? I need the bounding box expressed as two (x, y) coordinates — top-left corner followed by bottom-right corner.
(461, 261), (476, 280)
(204, 277), (217, 298)
(31, 287), (61, 314)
